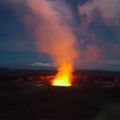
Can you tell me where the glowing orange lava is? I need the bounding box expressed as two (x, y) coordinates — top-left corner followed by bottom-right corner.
(52, 64), (72, 87)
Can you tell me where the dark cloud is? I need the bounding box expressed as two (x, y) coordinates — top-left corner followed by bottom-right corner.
(75, 0), (120, 70)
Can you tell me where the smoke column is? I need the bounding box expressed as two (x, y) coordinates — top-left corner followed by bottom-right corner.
(26, 0), (77, 85)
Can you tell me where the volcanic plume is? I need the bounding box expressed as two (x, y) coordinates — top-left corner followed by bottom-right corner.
(26, 0), (77, 86)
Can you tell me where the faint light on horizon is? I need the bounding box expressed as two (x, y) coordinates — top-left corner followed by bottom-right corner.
(31, 62), (57, 67)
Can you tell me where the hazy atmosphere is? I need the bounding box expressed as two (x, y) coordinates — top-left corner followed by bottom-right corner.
(0, 0), (120, 70)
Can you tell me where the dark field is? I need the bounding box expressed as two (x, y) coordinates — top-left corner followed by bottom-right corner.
(0, 69), (120, 120)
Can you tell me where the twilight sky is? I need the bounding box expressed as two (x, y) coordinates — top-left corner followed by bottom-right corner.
(0, 0), (120, 70)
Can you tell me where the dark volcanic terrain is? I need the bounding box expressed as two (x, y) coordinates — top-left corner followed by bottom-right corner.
(0, 69), (120, 120)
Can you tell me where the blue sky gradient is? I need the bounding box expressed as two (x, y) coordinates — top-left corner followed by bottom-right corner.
(0, 0), (120, 70)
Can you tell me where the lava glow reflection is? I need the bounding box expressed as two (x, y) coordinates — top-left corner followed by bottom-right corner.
(52, 64), (72, 87)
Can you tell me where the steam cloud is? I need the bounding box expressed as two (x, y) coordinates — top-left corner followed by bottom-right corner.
(77, 0), (120, 66)
(3, 0), (120, 69)
(26, 0), (77, 67)
(79, 0), (120, 24)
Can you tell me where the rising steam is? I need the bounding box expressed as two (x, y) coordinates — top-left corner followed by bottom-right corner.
(26, 0), (77, 67)
(26, 0), (77, 86)
(2, 0), (120, 70)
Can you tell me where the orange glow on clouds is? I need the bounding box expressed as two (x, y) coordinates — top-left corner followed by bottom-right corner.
(27, 0), (77, 87)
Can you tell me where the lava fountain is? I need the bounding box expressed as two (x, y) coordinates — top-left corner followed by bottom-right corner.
(52, 64), (72, 87)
